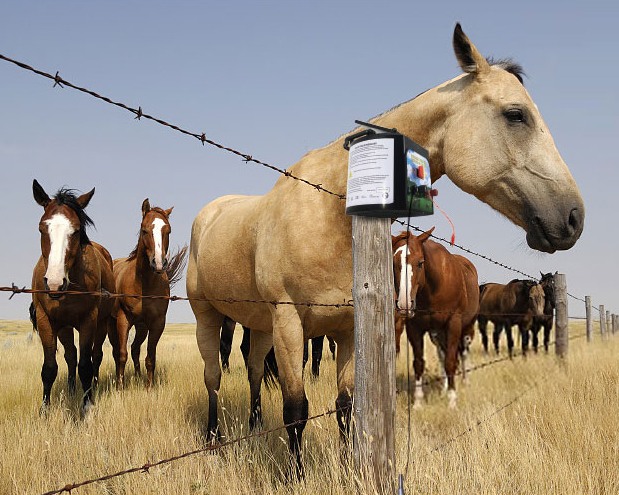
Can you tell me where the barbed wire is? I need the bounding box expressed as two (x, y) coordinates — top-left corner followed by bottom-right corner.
(40, 405), (344, 495)
(0, 53), (345, 201)
(6, 284), (596, 320)
(1, 285), (354, 310)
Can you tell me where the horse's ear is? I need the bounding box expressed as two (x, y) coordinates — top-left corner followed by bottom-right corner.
(164, 206), (174, 217)
(141, 198), (151, 217)
(33, 179), (51, 208)
(76, 188), (95, 209)
(418, 227), (435, 244)
(453, 23), (490, 76)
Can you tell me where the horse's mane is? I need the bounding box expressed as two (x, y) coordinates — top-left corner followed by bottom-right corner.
(127, 207), (169, 261)
(487, 57), (525, 84)
(53, 188), (94, 245)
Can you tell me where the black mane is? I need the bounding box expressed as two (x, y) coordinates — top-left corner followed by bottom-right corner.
(54, 188), (94, 245)
(488, 57), (525, 84)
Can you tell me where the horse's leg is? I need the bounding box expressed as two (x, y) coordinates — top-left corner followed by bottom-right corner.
(302, 340), (309, 370)
(544, 320), (552, 353)
(77, 312), (98, 413)
(460, 322), (475, 384)
(492, 322), (502, 354)
(328, 336), (336, 360)
(219, 317), (235, 372)
(478, 316), (489, 353)
(311, 335), (324, 378)
(444, 318), (462, 409)
(272, 306), (308, 479)
(247, 330), (273, 430)
(37, 315), (59, 414)
(334, 330), (353, 463)
(57, 325), (76, 394)
(505, 323), (514, 358)
(408, 324), (425, 409)
(92, 313), (111, 388)
(240, 326), (251, 368)
(519, 323), (530, 357)
(531, 320), (540, 354)
(113, 309), (131, 389)
(194, 302), (224, 441)
(144, 317), (165, 388)
(131, 322), (148, 378)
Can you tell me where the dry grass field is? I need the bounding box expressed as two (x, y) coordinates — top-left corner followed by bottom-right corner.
(1, 318), (618, 494)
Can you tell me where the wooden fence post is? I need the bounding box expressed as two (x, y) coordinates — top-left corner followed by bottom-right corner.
(585, 296), (592, 342)
(554, 273), (568, 358)
(613, 314), (617, 335)
(599, 304), (606, 338)
(352, 215), (396, 492)
(607, 311), (612, 335)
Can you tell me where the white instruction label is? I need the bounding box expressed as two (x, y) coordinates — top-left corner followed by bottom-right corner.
(346, 138), (394, 208)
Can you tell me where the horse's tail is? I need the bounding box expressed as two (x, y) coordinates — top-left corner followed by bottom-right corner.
(166, 244), (188, 289)
(29, 302), (38, 333)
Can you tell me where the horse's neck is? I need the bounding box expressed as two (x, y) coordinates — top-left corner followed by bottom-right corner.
(135, 240), (157, 284)
(285, 75), (463, 194)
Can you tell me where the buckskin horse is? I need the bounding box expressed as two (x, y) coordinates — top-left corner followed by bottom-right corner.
(186, 23), (584, 475)
(110, 199), (187, 388)
(531, 272), (556, 353)
(478, 279), (545, 357)
(31, 179), (115, 415)
(393, 229), (479, 408)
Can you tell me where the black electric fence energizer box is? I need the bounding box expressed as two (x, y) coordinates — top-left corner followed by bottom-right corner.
(344, 121), (434, 218)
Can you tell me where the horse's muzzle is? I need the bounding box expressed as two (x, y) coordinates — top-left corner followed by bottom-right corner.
(44, 277), (69, 299)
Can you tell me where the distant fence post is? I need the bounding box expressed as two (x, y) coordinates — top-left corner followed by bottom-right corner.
(554, 273), (568, 358)
(585, 296), (592, 342)
(612, 314), (617, 335)
(607, 311), (612, 335)
(351, 215), (396, 492)
(600, 304), (606, 338)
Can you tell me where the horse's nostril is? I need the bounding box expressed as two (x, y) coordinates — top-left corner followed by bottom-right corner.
(568, 207), (583, 234)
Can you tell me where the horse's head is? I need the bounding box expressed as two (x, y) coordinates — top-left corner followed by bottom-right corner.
(539, 271), (556, 308)
(525, 281), (546, 316)
(392, 227), (434, 317)
(140, 198), (173, 273)
(438, 24), (584, 253)
(33, 179), (94, 298)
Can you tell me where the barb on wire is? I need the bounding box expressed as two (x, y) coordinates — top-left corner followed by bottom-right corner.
(40, 405), (344, 495)
(0, 52), (345, 200)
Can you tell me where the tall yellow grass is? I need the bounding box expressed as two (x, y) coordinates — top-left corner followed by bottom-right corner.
(1, 319), (617, 494)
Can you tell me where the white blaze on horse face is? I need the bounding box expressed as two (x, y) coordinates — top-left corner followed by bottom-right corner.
(395, 245), (413, 313)
(44, 213), (75, 289)
(151, 217), (167, 271)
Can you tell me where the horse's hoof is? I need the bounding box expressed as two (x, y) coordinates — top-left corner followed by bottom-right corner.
(39, 402), (50, 417)
(81, 400), (94, 418)
(412, 401), (423, 410)
(447, 390), (457, 409)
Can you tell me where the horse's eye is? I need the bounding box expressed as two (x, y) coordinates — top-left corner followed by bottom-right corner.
(418, 260), (425, 268)
(504, 108), (525, 123)
(141, 229), (148, 235)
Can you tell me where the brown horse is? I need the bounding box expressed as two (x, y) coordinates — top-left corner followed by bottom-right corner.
(531, 272), (556, 353)
(477, 279), (545, 357)
(110, 199), (187, 388)
(31, 180), (115, 415)
(187, 24), (584, 474)
(392, 229), (479, 408)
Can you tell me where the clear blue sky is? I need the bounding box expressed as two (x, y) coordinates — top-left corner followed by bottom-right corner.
(1, 1), (617, 323)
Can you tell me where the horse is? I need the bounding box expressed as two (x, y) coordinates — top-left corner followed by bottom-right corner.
(31, 179), (115, 415)
(186, 23), (584, 475)
(477, 279), (545, 357)
(531, 272), (556, 353)
(392, 229), (479, 408)
(109, 199), (186, 389)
